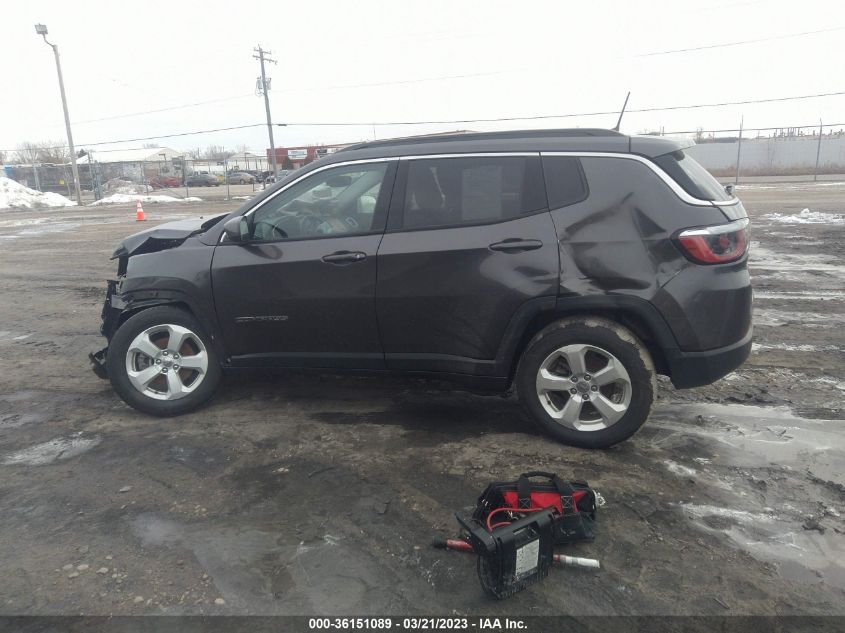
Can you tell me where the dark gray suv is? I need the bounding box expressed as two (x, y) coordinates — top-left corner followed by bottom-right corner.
(91, 129), (752, 448)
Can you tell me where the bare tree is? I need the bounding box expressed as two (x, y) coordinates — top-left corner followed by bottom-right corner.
(38, 140), (71, 164)
(0, 149), (7, 165)
(13, 141), (42, 164)
(185, 147), (204, 160)
(12, 140), (70, 164)
(204, 144), (233, 160)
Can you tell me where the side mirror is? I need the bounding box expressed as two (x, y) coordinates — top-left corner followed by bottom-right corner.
(725, 183), (735, 196)
(223, 216), (249, 242)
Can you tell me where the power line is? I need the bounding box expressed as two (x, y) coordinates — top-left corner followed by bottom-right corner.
(3, 120), (843, 157)
(64, 70), (517, 128)
(637, 25), (845, 56)
(72, 94), (254, 125)
(58, 85), (845, 134)
(13, 119), (845, 157)
(277, 89), (845, 126)
(79, 123), (264, 147)
(3, 88), (844, 152)
(275, 68), (514, 93)
(1, 124), (264, 152)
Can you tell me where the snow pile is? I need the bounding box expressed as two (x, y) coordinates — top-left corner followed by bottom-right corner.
(764, 208), (845, 224)
(103, 178), (146, 194)
(0, 177), (76, 210)
(89, 194), (202, 206)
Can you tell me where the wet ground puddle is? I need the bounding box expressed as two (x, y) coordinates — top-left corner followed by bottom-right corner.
(648, 401), (845, 591)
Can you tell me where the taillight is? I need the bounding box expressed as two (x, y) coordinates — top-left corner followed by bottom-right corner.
(676, 218), (749, 264)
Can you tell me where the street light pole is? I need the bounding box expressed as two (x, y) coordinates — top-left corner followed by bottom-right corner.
(35, 24), (82, 206)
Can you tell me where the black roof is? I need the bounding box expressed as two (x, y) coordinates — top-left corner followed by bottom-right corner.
(340, 128), (624, 152)
(319, 128), (691, 166)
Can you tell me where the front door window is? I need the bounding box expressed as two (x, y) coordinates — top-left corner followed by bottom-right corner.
(250, 162), (388, 241)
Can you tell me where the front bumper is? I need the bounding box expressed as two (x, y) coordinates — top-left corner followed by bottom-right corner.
(100, 279), (126, 338)
(90, 279), (126, 379)
(664, 327), (753, 389)
(89, 348), (108, 379)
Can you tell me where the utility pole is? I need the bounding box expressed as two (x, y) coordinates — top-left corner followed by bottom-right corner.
(814, 119), (823, 182)
(254, 45), (278, 175)
(734, 116), (744, 186)
(35, 24), (83, 206)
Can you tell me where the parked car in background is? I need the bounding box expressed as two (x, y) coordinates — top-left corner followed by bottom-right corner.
(262, 169), (292, 185)
(185, 173), (220, 187)
(149, 175), (181, 189)
(226, 172), (256, 184)
(91, 128), (751, 449)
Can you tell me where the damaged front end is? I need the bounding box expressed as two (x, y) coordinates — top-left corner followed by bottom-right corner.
(89, 214), (227, 379)
(89, 279), (126, 379)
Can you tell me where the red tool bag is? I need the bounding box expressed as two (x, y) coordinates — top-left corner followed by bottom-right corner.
(471, 471), (597, 545)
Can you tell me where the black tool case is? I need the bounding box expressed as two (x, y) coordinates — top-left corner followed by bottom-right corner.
(457, 508), (557, 599)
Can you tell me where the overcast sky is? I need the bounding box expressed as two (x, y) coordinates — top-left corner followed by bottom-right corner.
(1, 0), (843, 156)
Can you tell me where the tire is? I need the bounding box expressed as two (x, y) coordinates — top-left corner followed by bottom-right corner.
(106, 306), (221, 416)
(516, 316), (656, 448)
(239, 179), (246, 184)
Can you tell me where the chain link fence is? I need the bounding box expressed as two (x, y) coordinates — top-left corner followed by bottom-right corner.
(5, 123), (845, 199)
(658, 123), (845, 183)
(2, 154), (275, 202)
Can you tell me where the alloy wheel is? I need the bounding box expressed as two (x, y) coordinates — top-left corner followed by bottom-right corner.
(535, 343), (632, 431)
(125, 324), (209, 401)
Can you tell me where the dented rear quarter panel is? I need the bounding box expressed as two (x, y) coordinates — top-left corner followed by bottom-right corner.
(551, 156), (750, 351)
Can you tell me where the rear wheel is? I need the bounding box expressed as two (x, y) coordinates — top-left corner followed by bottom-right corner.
(106, 306), (221, 416)
(516, 316), (655, 448)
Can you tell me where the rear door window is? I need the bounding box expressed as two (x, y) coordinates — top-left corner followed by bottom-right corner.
(400, 156), (545, 230)
(653, 150), (732, 201)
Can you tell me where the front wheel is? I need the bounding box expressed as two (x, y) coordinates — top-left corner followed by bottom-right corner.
(516, 316), (655, 448)
(105, 306), (221, 416)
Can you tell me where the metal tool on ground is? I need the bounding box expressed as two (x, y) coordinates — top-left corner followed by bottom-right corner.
(433, 537), (601, 570)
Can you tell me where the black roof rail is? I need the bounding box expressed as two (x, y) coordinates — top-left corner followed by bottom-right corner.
(339, 128), (625, 152)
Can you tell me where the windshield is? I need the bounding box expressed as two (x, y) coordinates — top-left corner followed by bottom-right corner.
(653, 150), (732, 202)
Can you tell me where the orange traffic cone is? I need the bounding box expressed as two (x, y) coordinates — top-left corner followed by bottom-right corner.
(136, 199), (146, 222)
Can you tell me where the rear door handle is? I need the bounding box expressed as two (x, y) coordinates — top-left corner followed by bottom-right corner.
(322, 251), (367, 264)
(488, 239), (543, 253)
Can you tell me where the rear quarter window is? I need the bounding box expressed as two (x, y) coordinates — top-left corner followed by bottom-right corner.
(541, 156), (589, 208)
(653, 150), (732, 202)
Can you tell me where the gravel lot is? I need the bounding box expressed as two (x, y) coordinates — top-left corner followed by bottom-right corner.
(0, 183), (843, 617)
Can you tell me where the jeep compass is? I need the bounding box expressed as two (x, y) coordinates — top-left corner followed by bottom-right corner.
(91, 128), (752, 448)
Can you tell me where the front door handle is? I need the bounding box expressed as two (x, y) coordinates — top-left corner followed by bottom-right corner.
(322, 251), (367, 264)
(488, 239), (543, 253)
